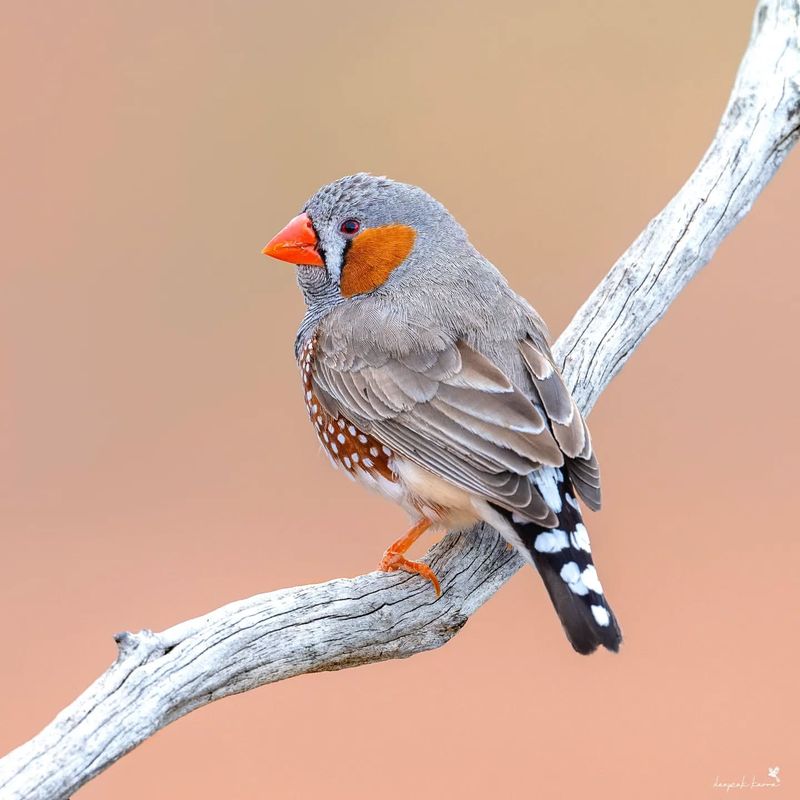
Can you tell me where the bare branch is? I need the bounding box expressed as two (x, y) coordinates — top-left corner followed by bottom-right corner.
(1, 2), (798, 798)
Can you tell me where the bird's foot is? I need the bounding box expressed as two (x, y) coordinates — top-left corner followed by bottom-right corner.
(378, 550), (441, 597)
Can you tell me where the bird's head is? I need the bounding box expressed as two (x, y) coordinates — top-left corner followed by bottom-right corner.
(262, 173), (468, 306)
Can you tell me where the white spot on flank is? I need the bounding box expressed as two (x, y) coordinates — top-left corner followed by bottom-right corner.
(337, 433), (346, 444)
(312, 404), (318, 413)
(327, 424), (334, 434)
(331, 442), (338, 454)
(305, 391), (312, 401)
(316, 415), (323, 425)
(591, 605), (610, 626)
(581, 565), (603, 594)
(337, 419), (345, 430)
(347, 425), (356, 436)
(570, 524), (592, 553)
(382, 446), (392, 456)
(351, 452), (359, 463)
(560, 562), (589, 595)
(370, 447), (379, 458)
(322, 432), (329, 443)
(358, 434), (368, 444)
(534, 529), (569, 553)
(343, 456), (352, 468)
(363, 458), (374, 468)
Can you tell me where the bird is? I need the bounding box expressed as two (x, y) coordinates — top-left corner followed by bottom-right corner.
(262, 173), (622, 655)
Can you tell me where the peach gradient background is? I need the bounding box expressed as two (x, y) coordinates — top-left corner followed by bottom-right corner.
(2, 1), (799, 798)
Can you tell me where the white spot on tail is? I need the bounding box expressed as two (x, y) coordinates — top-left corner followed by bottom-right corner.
(591, 605), (610, 626)
(581, 565), (603, 594)
(560, 562), (589, 595)
(532, 467), (563, 514)
(534, 529), (569, 553)
(565, 493), (580, 511)
(570, 524), (591, 553)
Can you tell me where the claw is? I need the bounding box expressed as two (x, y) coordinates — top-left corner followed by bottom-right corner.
(377, 517), (440, 596)
(379, 550), (441, 597)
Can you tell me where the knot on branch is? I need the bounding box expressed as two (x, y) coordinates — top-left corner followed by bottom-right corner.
(113, 629), (171, 664)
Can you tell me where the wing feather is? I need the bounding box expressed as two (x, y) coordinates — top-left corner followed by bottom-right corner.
(519, 337), (601, 508)
(312, 332), (596, 523)
(435, 384), (546, 434)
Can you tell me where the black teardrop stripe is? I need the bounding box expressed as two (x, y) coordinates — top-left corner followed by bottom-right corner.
(491, 471), (622, 655)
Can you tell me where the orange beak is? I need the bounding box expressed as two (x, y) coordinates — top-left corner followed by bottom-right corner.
(262, 213), (324, 266)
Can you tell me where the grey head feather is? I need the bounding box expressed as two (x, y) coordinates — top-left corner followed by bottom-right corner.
(295, 173), (465, 356)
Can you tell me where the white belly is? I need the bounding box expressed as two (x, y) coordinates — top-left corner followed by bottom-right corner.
(391, 457), (483, 531)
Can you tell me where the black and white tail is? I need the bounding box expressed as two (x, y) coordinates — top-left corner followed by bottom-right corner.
(492, 468), (622, 655)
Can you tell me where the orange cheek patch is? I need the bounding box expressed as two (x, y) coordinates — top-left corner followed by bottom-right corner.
(339, 224), (416, 297)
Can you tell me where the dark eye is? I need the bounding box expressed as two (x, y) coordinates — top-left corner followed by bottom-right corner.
(340, 218), (360, 237)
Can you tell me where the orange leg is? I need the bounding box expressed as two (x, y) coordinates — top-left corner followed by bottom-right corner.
(378, 517), (441, 597)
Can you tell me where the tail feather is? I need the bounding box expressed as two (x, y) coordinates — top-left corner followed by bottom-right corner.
(492, 467), (622, 655)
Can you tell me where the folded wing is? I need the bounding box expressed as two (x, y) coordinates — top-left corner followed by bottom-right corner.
(312, 333), (600, 526)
